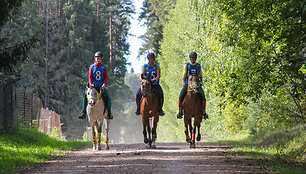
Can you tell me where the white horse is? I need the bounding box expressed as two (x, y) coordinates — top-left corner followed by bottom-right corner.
(86, 83), (110, 150)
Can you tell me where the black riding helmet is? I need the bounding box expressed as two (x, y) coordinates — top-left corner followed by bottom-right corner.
(147, 53), (155, 59)
(189, 51), (197, 58)
(94, 51), (103, 57)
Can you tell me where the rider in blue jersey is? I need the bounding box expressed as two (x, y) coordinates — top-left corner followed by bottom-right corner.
(177, 51), (208, 119)
(78, 51), (113, 120)
(135, 53), (165, 116)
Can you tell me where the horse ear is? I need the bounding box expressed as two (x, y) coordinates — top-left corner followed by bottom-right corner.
(87, 82), (90, 88)
(141, 73), (144, 80)
(188, 70), (192, 76)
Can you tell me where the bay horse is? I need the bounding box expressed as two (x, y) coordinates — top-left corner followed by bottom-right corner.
(182, 71), (203, 148)
(86, 82), (110, 150)
(140, 74), (159, 148)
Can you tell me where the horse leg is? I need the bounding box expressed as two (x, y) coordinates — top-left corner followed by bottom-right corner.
(146, 121), (152, 147)
(196, 118), (201, 142)
(184, 118), (191, 143)
(91, 122), (98, 151)
(105, 118), (110, 150)
(191, 122), (196, 148)
(190, 121), (195, 148)
(97, 122), (102, 150)
(151, 117), (158, 149)
(142, 118), (149, 144)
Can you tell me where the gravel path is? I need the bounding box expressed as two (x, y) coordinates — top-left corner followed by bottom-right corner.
(25, 142), (273, 174)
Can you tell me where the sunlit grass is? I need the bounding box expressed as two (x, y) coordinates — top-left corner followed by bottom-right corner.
(217, 125), (305, 174)
(0, 127), (91, 173)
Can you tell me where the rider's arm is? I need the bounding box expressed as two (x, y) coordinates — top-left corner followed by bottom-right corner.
(140, 65), (146, 80)
(155, 64), (161, 81)
(89, 66), (93, 85)
(104, 66), (108, 84)
(199, 65), (203, 85)
(182, 64), (187, 87)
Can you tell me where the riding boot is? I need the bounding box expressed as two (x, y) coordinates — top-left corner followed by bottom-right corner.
(79, 94), (87, 119)
(177, 101), (183, 119)
(202, 100), (208, 119)
(107, 110), (113, 119)
(78, 110), (86, 119)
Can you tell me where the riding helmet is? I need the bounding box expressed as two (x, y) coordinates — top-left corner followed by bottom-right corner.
(94, 51), (103, 57)
(189, 51), (197, 58)
(147, 53), (155, 59)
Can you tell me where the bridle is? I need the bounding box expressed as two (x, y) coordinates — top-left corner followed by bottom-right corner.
(87, 87), (102, 106)
(141, 78), (153, 97)
(187, 74), (200, 92)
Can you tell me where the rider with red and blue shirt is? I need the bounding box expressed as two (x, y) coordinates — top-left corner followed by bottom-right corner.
(79, 51), (113, 119)
(177, 51), (208, 119)
(135, 53), (165, 116)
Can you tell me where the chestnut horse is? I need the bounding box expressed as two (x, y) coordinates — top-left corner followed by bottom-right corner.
(86, 83), (110, 150)
(182, 71), (203, 148)
(140, 75), (159, 148)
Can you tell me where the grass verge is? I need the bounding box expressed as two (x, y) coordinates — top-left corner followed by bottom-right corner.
(218, 125), (305, 174)
(0, 127), (91, 174)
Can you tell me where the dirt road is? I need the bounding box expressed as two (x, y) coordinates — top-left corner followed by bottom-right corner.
(25, 142), (272, 174)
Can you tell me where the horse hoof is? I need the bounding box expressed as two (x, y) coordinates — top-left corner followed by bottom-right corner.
(190, 143), (195, 148)
(186, 138), (191, 143)
(105, 146), (109, 150)
(151, 145), (156, 149)
(144, 139), (149, 144)
(196, 134), (201, 142)
(98, 146), (102, 151)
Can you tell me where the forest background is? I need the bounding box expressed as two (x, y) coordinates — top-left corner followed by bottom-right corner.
(1, 0), (305, 147)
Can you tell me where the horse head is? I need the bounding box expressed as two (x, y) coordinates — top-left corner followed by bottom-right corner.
(86, 82), (100, 107)
(141, 74), (152, 97)
(188, 70), (200, 93)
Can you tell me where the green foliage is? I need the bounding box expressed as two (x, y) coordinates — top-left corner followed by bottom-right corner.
(0, 127), (91, 173)
(148, 0), (305, 141)
(219, 0), (305, 117)
(2, 0), (134, 140)
(0, 0), (37, 73)
(139, 0), (176, 56)
(218, 125), (306, 173)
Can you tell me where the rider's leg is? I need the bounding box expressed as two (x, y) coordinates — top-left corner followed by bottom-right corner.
(135, 88), (142, 115)
(177, 87), (187, 119)
(199, 87), (208, 119)
(153, 84), (165, 116)
(103, 88), (113, 119)
(79, 93), (87, 119)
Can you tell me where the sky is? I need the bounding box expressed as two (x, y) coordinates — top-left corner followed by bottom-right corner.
(126, 0), (147, 74)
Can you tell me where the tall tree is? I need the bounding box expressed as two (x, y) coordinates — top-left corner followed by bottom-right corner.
(220, 0), (305, 118)
(0, 0), (36, 74)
